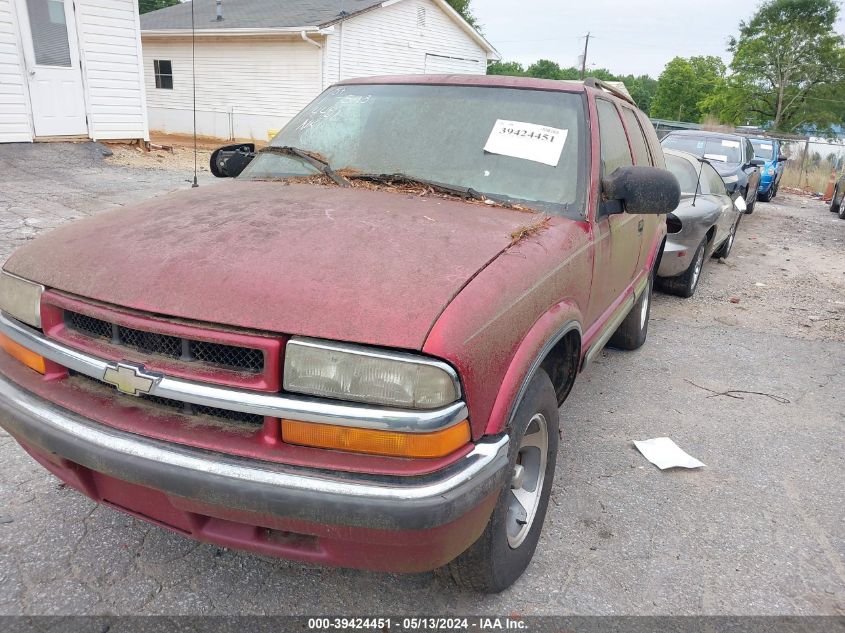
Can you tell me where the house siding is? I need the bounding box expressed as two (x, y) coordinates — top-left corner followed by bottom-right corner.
(327, 0), (488, 82)
(0, 0), (32, 142)
(142, 36), (322, 140)
(75, 0), (149, 140)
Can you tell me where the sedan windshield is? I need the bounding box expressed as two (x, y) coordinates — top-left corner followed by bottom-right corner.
(661, 135), (742, 164)
(750, 139), (775, 160)
(240, 83), (587, 216)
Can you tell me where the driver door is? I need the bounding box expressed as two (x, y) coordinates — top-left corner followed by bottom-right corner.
(588, 99), (643, 325)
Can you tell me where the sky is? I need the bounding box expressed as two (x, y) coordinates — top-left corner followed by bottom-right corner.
(472, 0), (845, 78)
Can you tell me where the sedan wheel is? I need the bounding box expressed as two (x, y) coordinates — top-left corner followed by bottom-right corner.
(660, 238), (706, 298)
(713, 215), (740, 260)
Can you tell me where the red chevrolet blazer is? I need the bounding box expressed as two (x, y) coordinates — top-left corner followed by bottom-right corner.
(0, 76), (678, 592)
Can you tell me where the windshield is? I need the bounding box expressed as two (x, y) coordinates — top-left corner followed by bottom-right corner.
(750, 139), (775, 160)
(661, 134), (742, 164)
(664, 154), (700, 194)
(240, 83), (588, 216)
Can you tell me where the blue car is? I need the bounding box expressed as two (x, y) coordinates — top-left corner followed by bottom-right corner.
(749, 137), (787, 202)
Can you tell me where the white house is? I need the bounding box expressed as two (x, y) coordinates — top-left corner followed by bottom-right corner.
(0, 0), (148, 143)
(140, 0), (499, 140)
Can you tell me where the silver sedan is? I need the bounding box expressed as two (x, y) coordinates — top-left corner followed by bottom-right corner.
(657, 149), (745, 297)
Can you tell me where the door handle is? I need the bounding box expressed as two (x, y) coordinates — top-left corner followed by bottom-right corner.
(637, 219), (644, 233)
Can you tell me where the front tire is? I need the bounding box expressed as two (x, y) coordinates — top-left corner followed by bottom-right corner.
(659, 238), (705, 298)
(745, 188), (756, 214)
(447, 370), (559, 593)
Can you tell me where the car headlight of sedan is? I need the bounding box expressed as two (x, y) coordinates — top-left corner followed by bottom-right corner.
(0, 271), (43, 328)
(283, 338), (460, 409)
(722, 174), (739, 184)
(767, 167), (775, 176)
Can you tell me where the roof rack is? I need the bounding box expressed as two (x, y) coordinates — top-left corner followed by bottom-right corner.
(583, 77), (636, 106)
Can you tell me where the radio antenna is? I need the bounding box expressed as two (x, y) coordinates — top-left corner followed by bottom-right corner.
(190, 0), (198, 188)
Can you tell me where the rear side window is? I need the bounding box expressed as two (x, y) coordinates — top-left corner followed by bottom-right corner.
(596, 100), (633, 176)
(637, 111), (665, 168)
(621, 108), (652, 166)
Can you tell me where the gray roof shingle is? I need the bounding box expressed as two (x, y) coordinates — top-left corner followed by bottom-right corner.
(140, 0), (385, 31)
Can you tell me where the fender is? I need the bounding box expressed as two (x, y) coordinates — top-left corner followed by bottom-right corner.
(483, 300), (583, 436)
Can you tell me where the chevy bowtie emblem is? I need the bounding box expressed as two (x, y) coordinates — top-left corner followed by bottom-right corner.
(101, 362), (161, 396)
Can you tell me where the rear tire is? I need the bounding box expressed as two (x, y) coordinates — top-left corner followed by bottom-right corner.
(713, 216), (740, 260)
(759, 187), (772, 202)
(839, 204), (845, 220)
(609, 272), (653, 349)
(659, 238), (705, 298)
(447, 370), (559, 593)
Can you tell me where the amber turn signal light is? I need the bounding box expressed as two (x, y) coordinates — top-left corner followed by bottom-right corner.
(0, 333), (46, 374)
(281, 419), (471, 458)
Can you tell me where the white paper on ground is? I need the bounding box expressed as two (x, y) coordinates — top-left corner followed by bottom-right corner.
(633, 437), (705, 470)
(483, 119), (568, 166)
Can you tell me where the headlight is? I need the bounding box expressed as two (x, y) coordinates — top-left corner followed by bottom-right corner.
(767, 167), (775, 176)
(0, 271), (43, 328)
(723, 175), (739, 184)
(283, 338), (460, 409)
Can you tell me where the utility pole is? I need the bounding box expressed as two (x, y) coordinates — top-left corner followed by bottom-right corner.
(580, 32), (590, 80)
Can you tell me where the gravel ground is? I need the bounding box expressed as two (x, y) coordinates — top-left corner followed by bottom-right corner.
(0, 143), (842, 616)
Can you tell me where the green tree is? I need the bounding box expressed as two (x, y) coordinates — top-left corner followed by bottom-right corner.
(525, 59), (565, 80)
(487, 61), (525, 76)
(650, 56), (725, 122)
(714, 0), (845, 132)
(445, 0), (480, 29)
(617, 74), (658, 114)
(139, 0), (179, 14)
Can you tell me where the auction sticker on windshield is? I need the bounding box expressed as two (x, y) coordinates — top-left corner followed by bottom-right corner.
(484, 120), (567, 167)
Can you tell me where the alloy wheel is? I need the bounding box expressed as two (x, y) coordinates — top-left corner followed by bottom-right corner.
(690, 246), (705, 291)
(506, 413), (549, 549)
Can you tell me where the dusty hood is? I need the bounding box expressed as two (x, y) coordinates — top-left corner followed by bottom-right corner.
(4, 181), (537, 349)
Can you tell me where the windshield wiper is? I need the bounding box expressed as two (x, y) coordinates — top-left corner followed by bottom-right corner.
(258, 146), (351, 187)
(350, 173), (516, 207)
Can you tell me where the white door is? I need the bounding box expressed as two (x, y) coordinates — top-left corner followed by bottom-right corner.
(424, 53), (484, 75)
(16, 0), (87, 137)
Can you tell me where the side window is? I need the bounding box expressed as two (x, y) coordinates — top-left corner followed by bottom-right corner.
(745, 139), (754, 164)
(637, 111), (665, 168)
(621, 108), (652, 165)
(596, 99), (633, 176)
(704, 163), (727, 196)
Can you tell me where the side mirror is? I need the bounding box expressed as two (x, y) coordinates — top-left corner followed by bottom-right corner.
(777, 156), (788, 163)
(734, 197), (747, 212)
(602, 166), (680, 215)
(749, 158), (765, 167)
(210, 143), (256, 178)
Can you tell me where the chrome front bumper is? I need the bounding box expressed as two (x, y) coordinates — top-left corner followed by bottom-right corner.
(0, 372), (510, 530)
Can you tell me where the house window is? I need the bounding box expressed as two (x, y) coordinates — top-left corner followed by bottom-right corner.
(154, 60), (173, 90)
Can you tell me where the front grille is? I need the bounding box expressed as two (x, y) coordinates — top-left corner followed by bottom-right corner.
(70, 371), (265, 427)
(65, 310), (265, 374)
